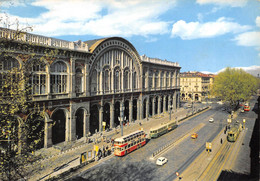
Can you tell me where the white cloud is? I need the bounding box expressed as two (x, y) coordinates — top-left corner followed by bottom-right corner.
(196, 0), (248, 7)
(256, 16), (260, 28)
(234, 31), (260, 47)
(216, 66), (260, 77)
(0, 0), (26, 8)
(1, 0), (177, 37)
(233, 17), (260, 55)
(202, 65), (260, 77)
(171, 17), (251, 40)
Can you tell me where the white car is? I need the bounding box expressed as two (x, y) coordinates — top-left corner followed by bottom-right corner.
(209, 118), (214, 123)
(156, 157), (168, 166)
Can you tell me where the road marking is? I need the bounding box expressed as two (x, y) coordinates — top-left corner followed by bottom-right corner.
(150, 123), (205, 160)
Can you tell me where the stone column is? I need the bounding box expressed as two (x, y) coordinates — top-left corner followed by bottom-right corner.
(99, 106), (103, 132)
(158, 96), (161, 114)
(158, 70), (161, 89)
(152, 72), (155, 90)
(65, 113), (70, 143)
(168, 97), (171, 111)
(110, 102), (114, 128)
(152, 97), (156, 116)
(44, 119), (53, 148)
(83, 113), (90, 137)
(46, 69), (51, 99)
(100, 71), (103, 94)
(85, 64), (90, 96)
(146, 69), (149, 91)
(70, 58), (76, 98)
(137, 98), (140, 120)
(129, 98), (133, 122)
(163, 96), (166, 113)
(97, 71), (100, 94)
(173, 91), (177, 110)
(111, 69), (114, 93)
(146, 98), (149, 118)
(70, 115), (76, 141)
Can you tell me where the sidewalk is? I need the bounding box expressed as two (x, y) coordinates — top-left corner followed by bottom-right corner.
(29, 105), (208, 181)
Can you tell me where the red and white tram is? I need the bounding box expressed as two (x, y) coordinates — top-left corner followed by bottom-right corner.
(114, 130), (146, 156)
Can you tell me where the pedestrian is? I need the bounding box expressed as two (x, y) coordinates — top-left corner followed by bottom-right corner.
(220, 138), (223, 144)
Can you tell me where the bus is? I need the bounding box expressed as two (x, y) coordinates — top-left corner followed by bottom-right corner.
(244, 103), (250, 111)
(114, 130), (146, 156)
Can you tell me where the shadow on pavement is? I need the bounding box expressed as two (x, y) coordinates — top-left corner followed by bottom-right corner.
(218, 96), (260, 181)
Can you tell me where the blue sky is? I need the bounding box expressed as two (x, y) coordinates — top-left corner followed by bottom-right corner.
(1, 0), (259, 75)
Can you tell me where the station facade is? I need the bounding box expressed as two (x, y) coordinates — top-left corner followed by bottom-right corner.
(0, 28), (181, 148)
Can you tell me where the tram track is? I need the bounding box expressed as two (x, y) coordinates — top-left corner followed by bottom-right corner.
(198, 141), (234, 181)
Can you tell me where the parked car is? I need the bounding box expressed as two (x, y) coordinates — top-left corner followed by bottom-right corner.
(209, 118), (214, 123)
(187, 104), (192, 108)
(191, 133), (198, 139)
(156, 157), (168, 166)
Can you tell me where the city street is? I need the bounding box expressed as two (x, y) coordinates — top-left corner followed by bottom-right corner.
(67, 104), (229, 181)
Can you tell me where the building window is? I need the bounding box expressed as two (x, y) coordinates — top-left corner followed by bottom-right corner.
(133, 71), (137, 89)
(31, 61), (46, 95)
(0, 56), (20, 95)
(50, 61), (68, 93)
(75, 68), (83, 93)
(103, 69), (110, 92)
(114, 69), (120, 91)
(124, 70), (129, 90)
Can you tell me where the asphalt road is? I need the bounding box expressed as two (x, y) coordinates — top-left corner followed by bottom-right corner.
(68, 104), (231, 181)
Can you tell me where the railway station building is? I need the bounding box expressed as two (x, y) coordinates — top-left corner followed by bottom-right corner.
(0, 28), (181, 148)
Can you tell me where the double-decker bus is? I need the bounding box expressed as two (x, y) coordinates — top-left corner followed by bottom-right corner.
(114, 130), (146, 156)
(244, 103), (250, 111)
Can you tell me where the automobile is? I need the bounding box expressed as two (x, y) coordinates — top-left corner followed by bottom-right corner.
(187, 104), (192, 108)
(209, 118), (214, 123)
(221, 108), (226, 111)
(191, 133), (198, 139)
(241, 109), (244, 113)
(156, 157), (168, 166)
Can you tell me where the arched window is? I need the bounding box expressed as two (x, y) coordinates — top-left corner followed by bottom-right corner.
(114, 69), (120, 92)
(91, 70), (97, 93)
(154, 71), (159, 88)
(124, 70), (129, 90)
(133, 71), (137, 89)
(0, 56), (20, 94)
(149, 71), (152, 88)
(75, 68), (83, 93)
(50, 61), (68, 93)
(161, 72), (164, 88)
(103, 69), (110, 92)
(0, 56), (19, 71)
(166, 72), (169, 88)
(31, 61), (47, 95)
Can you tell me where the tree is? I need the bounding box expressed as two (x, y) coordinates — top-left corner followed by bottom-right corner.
(212, 67), (259, 111)
(0, 8), (54, 180)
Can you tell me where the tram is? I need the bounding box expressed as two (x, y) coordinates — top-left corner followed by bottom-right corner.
(114, 130), (146, 156)
(227, 123), (242, 142)
(149, 120), (178, 138)
(244, 103), (250, 111)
